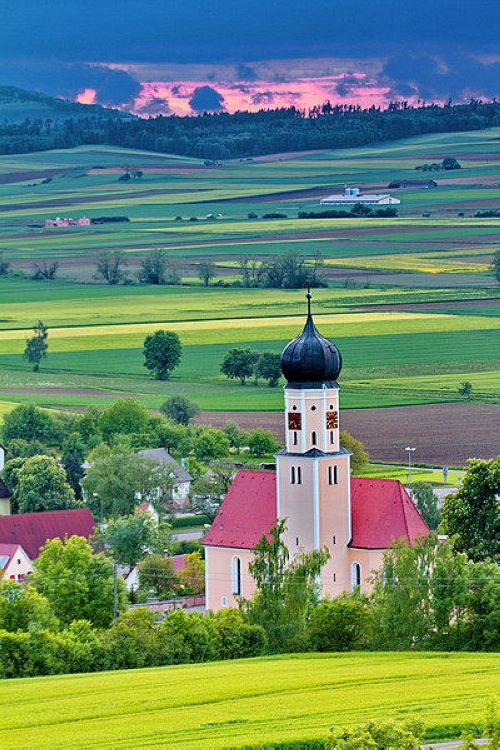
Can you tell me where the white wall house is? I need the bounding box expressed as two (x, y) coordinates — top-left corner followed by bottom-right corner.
(320, 187), (400, 205)
(0, 543), (33, 581)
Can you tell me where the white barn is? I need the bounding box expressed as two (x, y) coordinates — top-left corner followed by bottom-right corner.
(320, 187), (400, 206)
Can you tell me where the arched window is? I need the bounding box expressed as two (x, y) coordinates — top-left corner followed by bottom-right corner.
(311, 431), (317, 446)
(231, 556), (242, 596)
(291, 466), (296, 484)
(297, 466), (302, 484)
(351, 562), (361, 592)
(293, 431), (298, 446)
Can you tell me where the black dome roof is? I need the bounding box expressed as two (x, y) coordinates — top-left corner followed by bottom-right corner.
(281, 293), (342, 385)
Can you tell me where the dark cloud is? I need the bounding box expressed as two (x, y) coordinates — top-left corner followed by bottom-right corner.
(251, 90), (301, 105)
(335, 75), (360, 98)
(1, 1), (499, 65)
(189, 85), (225, 112)
(171, 84), (191, 98)
(251, 91), (275, 105)
(0, 60), (140, 105)
(383, 54), (500, 100)
(134, 97), (171, 116)
(236, 64), (258, 81)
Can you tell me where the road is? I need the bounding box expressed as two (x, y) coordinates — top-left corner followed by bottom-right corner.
(426, 740), (489, 749)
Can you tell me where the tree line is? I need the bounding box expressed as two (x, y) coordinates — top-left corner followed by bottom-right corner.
(0, 100), (499, 159)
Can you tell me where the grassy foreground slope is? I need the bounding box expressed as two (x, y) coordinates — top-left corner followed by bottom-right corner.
(0, 652), (498, 749)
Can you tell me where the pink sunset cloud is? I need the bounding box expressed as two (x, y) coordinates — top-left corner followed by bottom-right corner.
(76, 87), (97, 104)
(130, 75), (394, 116)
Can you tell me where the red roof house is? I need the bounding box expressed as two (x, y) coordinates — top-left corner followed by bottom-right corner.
(0, 508), (95, 559)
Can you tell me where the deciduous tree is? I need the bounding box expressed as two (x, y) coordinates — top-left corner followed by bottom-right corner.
(33, 536), (127, 628)
(241, 520), (329, 653)
(160, 395), (199, 425)
(220, 348), (255, 385)
(16, 454), (77, 514)
(440, 457), (499, 561)
(23, 320), (48, 371)
(255, 352), (282, 386)
(143, 330), (182, 380)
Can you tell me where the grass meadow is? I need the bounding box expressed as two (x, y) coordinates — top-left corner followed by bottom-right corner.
(0, 652), (497, 749)
(0, 127), (498, 444)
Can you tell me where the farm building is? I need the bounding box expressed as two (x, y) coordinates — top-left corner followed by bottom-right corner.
(44, 216), (91, 228)
(388, 179), (437, 189)
(319, 187), (400, 205)
(203, 294), (428, 612)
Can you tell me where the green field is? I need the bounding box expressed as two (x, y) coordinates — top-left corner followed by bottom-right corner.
(0, 652), (497, 749)
(0, 128), (498, 425)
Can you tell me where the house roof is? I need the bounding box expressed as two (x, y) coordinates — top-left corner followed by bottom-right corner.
(0, 508), (95, 559)
(0, 542), (23, 570)
(202, 470), (277, 549)
(138, 448), (193, 483)
(349, 477), (429, 549)
(202, 471), (428, 550)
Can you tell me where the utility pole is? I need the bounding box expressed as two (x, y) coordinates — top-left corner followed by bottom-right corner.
(405, 446), (416, 485)
(113, 563), (119, 623)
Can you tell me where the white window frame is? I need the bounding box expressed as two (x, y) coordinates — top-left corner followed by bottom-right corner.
(231, 555), (242, 596)
(351, 562), (361, 591)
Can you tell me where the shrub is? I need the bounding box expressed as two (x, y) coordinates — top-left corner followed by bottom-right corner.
(211, 609), (267, 659)
(159, 609), (220, 663)
(0, 629), (31, 678)
(308, 594), (372, 652)
(104, 608), (159, 670)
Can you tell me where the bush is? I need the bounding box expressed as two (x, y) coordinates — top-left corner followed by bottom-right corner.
(308, 594), (372, 652)
(247, 428), (279, 456)
(159, 609), (220, 663)
(0, 629), (31, 678)
(104, 608), (159, 670)
(211, 609), (267, 659)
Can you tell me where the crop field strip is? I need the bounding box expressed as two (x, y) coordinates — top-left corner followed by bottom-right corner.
(0, 128), (498, 448)
(0, 652), (497, 750)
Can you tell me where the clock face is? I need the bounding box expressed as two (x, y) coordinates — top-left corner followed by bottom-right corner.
(326, 410), (338, 429)
(288, 412), (302, 430)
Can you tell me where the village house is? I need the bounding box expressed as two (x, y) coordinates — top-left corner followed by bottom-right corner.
(319, 186), (400, 206)
(82, 448), (192, 511)
(0, 543), (33, 581)
(137, 448), (193, 507)
(202, 294), (428, 611)
(0, 508), (95, 561)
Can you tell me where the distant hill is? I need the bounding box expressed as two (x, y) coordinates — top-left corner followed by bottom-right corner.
(0, 86), (134, 122)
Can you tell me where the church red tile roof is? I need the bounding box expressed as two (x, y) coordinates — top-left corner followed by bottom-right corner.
(202, 470), (428, 550)
(0, 508), (95, 559)
(202, 470), (277, 549)
(349, 477), (429, 549)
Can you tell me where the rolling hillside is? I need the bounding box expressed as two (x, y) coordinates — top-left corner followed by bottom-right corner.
(0, 86), (132, 122)
(0, 652), (497, 749)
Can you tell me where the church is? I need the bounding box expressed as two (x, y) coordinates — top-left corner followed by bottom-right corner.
(202, 293), (429, 611)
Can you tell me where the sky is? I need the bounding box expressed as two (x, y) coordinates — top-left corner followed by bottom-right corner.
(1, 0), (499, 116)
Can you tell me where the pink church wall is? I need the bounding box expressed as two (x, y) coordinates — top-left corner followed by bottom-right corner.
(204, 546), (256, 612)
(318, 453), (352, 597)
(346, 548), (385, 594)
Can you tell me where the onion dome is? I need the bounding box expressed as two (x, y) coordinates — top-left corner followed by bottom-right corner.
(281, 292), (342, 385)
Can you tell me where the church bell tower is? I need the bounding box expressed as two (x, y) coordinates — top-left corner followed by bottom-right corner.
(276, 292), (351, 597)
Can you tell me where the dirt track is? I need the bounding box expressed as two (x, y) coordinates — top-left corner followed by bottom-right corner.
(197, 403), (500, 465)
